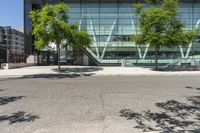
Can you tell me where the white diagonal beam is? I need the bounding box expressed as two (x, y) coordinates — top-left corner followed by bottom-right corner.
(128, 5), (150, 59)
(87, 8), (100, 58)
(89, 18), (100, 58)
(142, 44), (150, 59)
(128, 5), (142, 59)
(78, 18), (82, 30)
(100, 18), (117, 59)
(179, 45), (185, 58)
(185, 19), (200, 58)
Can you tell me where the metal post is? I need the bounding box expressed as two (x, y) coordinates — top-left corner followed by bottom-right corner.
(6, 48), (9, 63)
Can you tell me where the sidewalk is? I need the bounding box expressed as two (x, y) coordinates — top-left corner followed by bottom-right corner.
(1, 66), (200, 78)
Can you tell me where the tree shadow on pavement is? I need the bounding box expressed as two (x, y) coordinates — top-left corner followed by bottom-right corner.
(120, 99), (200, 132)
(185, 86), (200, 105)
(0, 67), (103, 81)
(0, 96), (25, 105)
(0, 90), (39, 125)
(52, 67), (103, 73)
(25, 67), (103, 79)
(185, 86), (200, 91)
(0, 111), (40, 124)
(186, 96), (200, 105)
(20, 73), (94, 79)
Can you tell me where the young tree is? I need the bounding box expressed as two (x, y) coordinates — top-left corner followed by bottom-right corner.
(30, 3), (91, 70)
(133, 0), (197, 70)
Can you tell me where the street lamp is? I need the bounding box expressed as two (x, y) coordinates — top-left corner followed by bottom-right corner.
(6, 46), (9, 63)
(5, 31), (10, 63)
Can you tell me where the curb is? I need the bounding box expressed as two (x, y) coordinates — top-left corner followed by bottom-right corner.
(1, 73), (200, 79)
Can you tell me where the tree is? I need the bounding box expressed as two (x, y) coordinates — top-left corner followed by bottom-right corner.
(133, 0), (197, 70)
(30, 3), (91, 70)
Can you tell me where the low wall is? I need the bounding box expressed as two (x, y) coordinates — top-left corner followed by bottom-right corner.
(1, 63), (34, 69)
(176, 65), (200, 71)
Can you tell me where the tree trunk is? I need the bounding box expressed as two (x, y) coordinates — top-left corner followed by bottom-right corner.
(73, 46), (76, 65)
(57, 46), (61, 71)
(155, 47), (160, 70)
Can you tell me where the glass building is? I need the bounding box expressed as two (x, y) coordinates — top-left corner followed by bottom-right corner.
(24, 0), (200, 65)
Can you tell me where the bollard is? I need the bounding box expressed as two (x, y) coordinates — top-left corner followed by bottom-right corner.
(121, 59), (125, 67)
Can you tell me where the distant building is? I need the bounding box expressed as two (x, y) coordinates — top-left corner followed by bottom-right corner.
(0, 26), (26, 63)
(0, 26), (7, 64)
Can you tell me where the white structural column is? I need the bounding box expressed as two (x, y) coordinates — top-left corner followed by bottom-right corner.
(100, 18), (118, 60)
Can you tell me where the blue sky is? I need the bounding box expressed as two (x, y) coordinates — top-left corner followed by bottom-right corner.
(0, 0), (23, 30)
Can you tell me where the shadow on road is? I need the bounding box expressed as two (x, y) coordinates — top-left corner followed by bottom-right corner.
(0, 90), (39, 125)
(186, 96), (200, 105)
(120, 88), (200, 132)
(0, 111), (40, 124)
(0, 96), (25, 105)
(185, 86), (200, 105)
(186, 86), (200, 91)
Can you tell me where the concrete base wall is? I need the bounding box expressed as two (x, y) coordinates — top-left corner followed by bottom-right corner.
(74, 57), (83, 65)
(83, 54), (89, 66)
(1, 63), (34, 69)
(26, 55), (37, 64)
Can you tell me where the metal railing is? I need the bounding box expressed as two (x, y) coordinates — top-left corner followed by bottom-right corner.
(160, 59), (200, 71)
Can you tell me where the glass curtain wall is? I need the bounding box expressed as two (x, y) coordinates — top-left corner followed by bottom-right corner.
(30, 0), (200, 65)
(66, 0), (200, 64)
(68, 0), (140, 64)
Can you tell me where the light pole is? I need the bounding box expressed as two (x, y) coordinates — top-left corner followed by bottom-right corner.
(5, 31), (9, 63)
(6, 47), (9, 63)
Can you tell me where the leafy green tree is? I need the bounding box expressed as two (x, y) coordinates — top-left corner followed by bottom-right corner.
(133, 0), (197, 70)
(30, 3), (91, 70)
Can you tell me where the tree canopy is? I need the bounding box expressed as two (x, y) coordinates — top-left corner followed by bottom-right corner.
(133, 0), (197, 69)
(30, 3), (91, 69)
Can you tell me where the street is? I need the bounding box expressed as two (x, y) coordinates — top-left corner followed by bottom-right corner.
(0, 76), (199, 133)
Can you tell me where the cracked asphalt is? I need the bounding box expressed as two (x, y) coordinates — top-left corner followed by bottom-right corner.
(0, 76), (199, 133)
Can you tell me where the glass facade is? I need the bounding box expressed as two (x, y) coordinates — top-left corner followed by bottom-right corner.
(25, 0), (200, 65)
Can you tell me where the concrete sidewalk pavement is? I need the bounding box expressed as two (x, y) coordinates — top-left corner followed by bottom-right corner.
(1, 66), (200, 78)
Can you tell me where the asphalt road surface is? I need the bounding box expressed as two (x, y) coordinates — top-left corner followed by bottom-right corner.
(0, 76), (199, 133)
